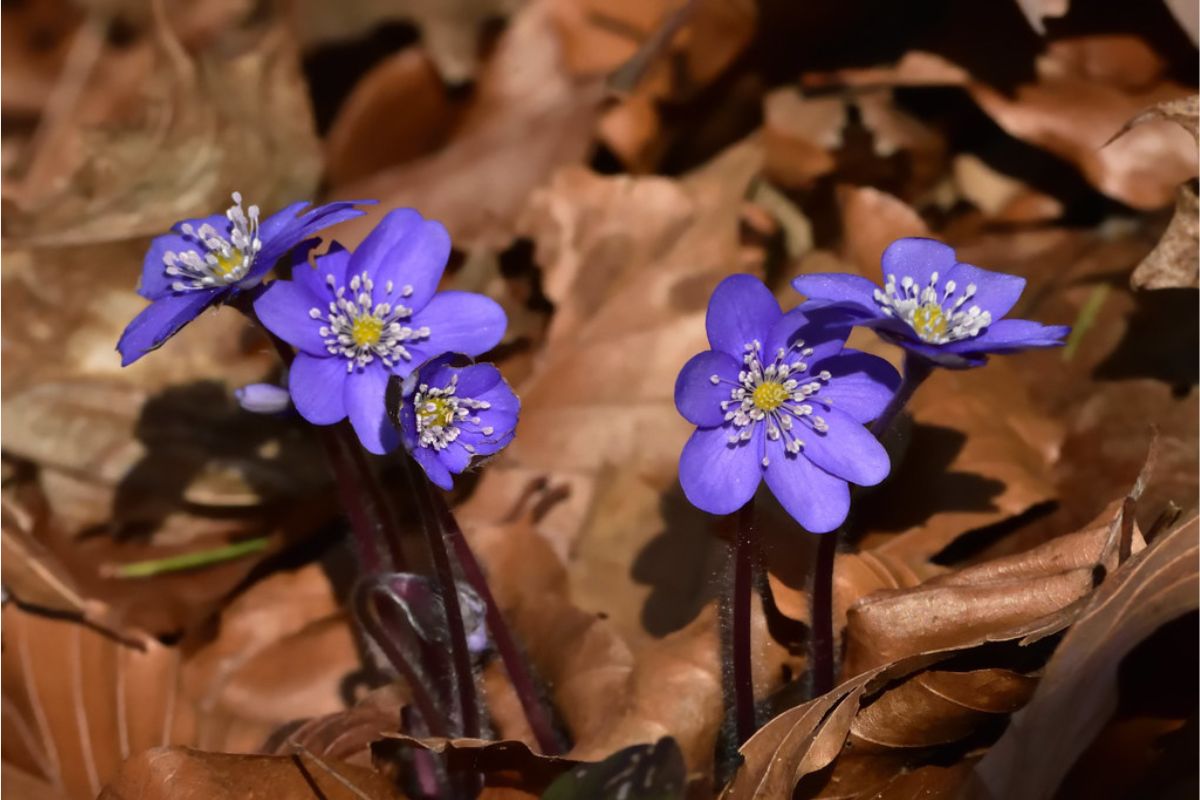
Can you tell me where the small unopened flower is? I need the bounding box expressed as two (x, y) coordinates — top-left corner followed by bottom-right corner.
(117, 193), (371, 365)
(791, 238), (1069, 368)
(254, 209), (507, 454)
(675, 275), (898, 532)
(393, 355), (519, 490)
(235, 383), (291, 415)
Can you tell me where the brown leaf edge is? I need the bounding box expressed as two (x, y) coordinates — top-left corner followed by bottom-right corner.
(963, 513), (1199, 800)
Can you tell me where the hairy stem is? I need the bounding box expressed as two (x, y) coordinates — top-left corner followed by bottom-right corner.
(403, 456), (482, 739)
(732, 500), (757, 746)
(430, 491), (566, 755)
(869, 353), (933, 439)
(809, 530), (837, 697)
(352, 583), (449, 738)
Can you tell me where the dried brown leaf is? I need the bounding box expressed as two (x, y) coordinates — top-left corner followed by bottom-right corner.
(844, 498), (1143, 677)
(2, 563), (362, 800)
(5, 12), (322, 245)
(805, 40), (1198, 209)
(97, 747), (402, 800)
(334, 0), (604, 252)
(324, 47), (460, 187)
(966, 514), (1200, 800)
(1131, 180), (1199, 290)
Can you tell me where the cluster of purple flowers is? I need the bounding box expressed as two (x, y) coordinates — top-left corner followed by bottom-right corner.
(675, 238), (1067, 532)
(119, 194), (1066, 523)
(119, 195), (516, 488)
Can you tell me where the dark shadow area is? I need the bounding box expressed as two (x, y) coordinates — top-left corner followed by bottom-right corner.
(107, 380), (324, 543)
(931, 500), (1059, 567)
(895, 87), (1129, 226)
(754, 0), (1040, 91)
(856, 423), (1007, 535)
(1093, 288), (1200, 394)
(302, 23), (420, 134)
(631, 482), (725, 638)
(1058, 611), (1199, 798)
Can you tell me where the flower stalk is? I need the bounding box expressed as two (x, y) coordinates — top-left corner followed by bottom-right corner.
(809, 352), (934, 698)
(732, 500), (758, 746)
(402, 455), (484, 739)
(429, 489), (566, 755)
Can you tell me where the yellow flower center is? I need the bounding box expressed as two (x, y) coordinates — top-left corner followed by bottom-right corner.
(417, 396), (456, 428)
(912, 302), (948, 340)
(213, 250), (244, 277)
(752, 381), (788, 412)
(351, 316), (384, 347)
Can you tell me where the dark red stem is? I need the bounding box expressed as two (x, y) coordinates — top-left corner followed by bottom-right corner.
(810, 353), (933, 698)
(403, 456), (482, 739)
(732, 500), (757, 746)
(430, 491), (566, 755)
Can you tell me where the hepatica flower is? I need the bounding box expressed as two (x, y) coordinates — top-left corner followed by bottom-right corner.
(675, 275), (899, 532)
(117, 193), (370, 365)
(391, 355), (519, 489)
(791, 238), (1068, 368)
(254, 209), (506, 455)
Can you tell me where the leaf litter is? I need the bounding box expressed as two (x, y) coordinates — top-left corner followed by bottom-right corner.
(1, 0), (1196, 798)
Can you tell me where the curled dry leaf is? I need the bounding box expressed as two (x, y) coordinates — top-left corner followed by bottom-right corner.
(96, 747), (402, 800)
(1131, 180), (1200, 290)
(1113, 95), (1200, 290)
(725, 483), (1156, 799)
(844, 497), (1143, 677)
(966, 514), (1200, 800)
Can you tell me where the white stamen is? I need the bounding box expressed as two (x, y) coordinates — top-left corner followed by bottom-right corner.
(161, 192), (263, 292)
(873, 270), (992, 343)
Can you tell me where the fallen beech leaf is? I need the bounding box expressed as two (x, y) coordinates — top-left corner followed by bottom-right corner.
(1, 491), (92, 617)
(1, 604), (188, 800)
(2, 563), (362, 800)
(857, 357), (1063, 562)
(334, 0), (604, 252)
(844, 498), (1143, 676)
(97, 747), (402, 800)
(966, 514), (1199, 800)
(267, 686), (404, 768)
(846, 668), (1037, 750)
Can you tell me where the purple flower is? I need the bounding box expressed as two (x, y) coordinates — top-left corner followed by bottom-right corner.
(675, 275), (899, 533)
(394, 355), (519, 490)
(117, 192), (371, 365)
(791, 238), (1069, 369)
(253, 209), (507, 455)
